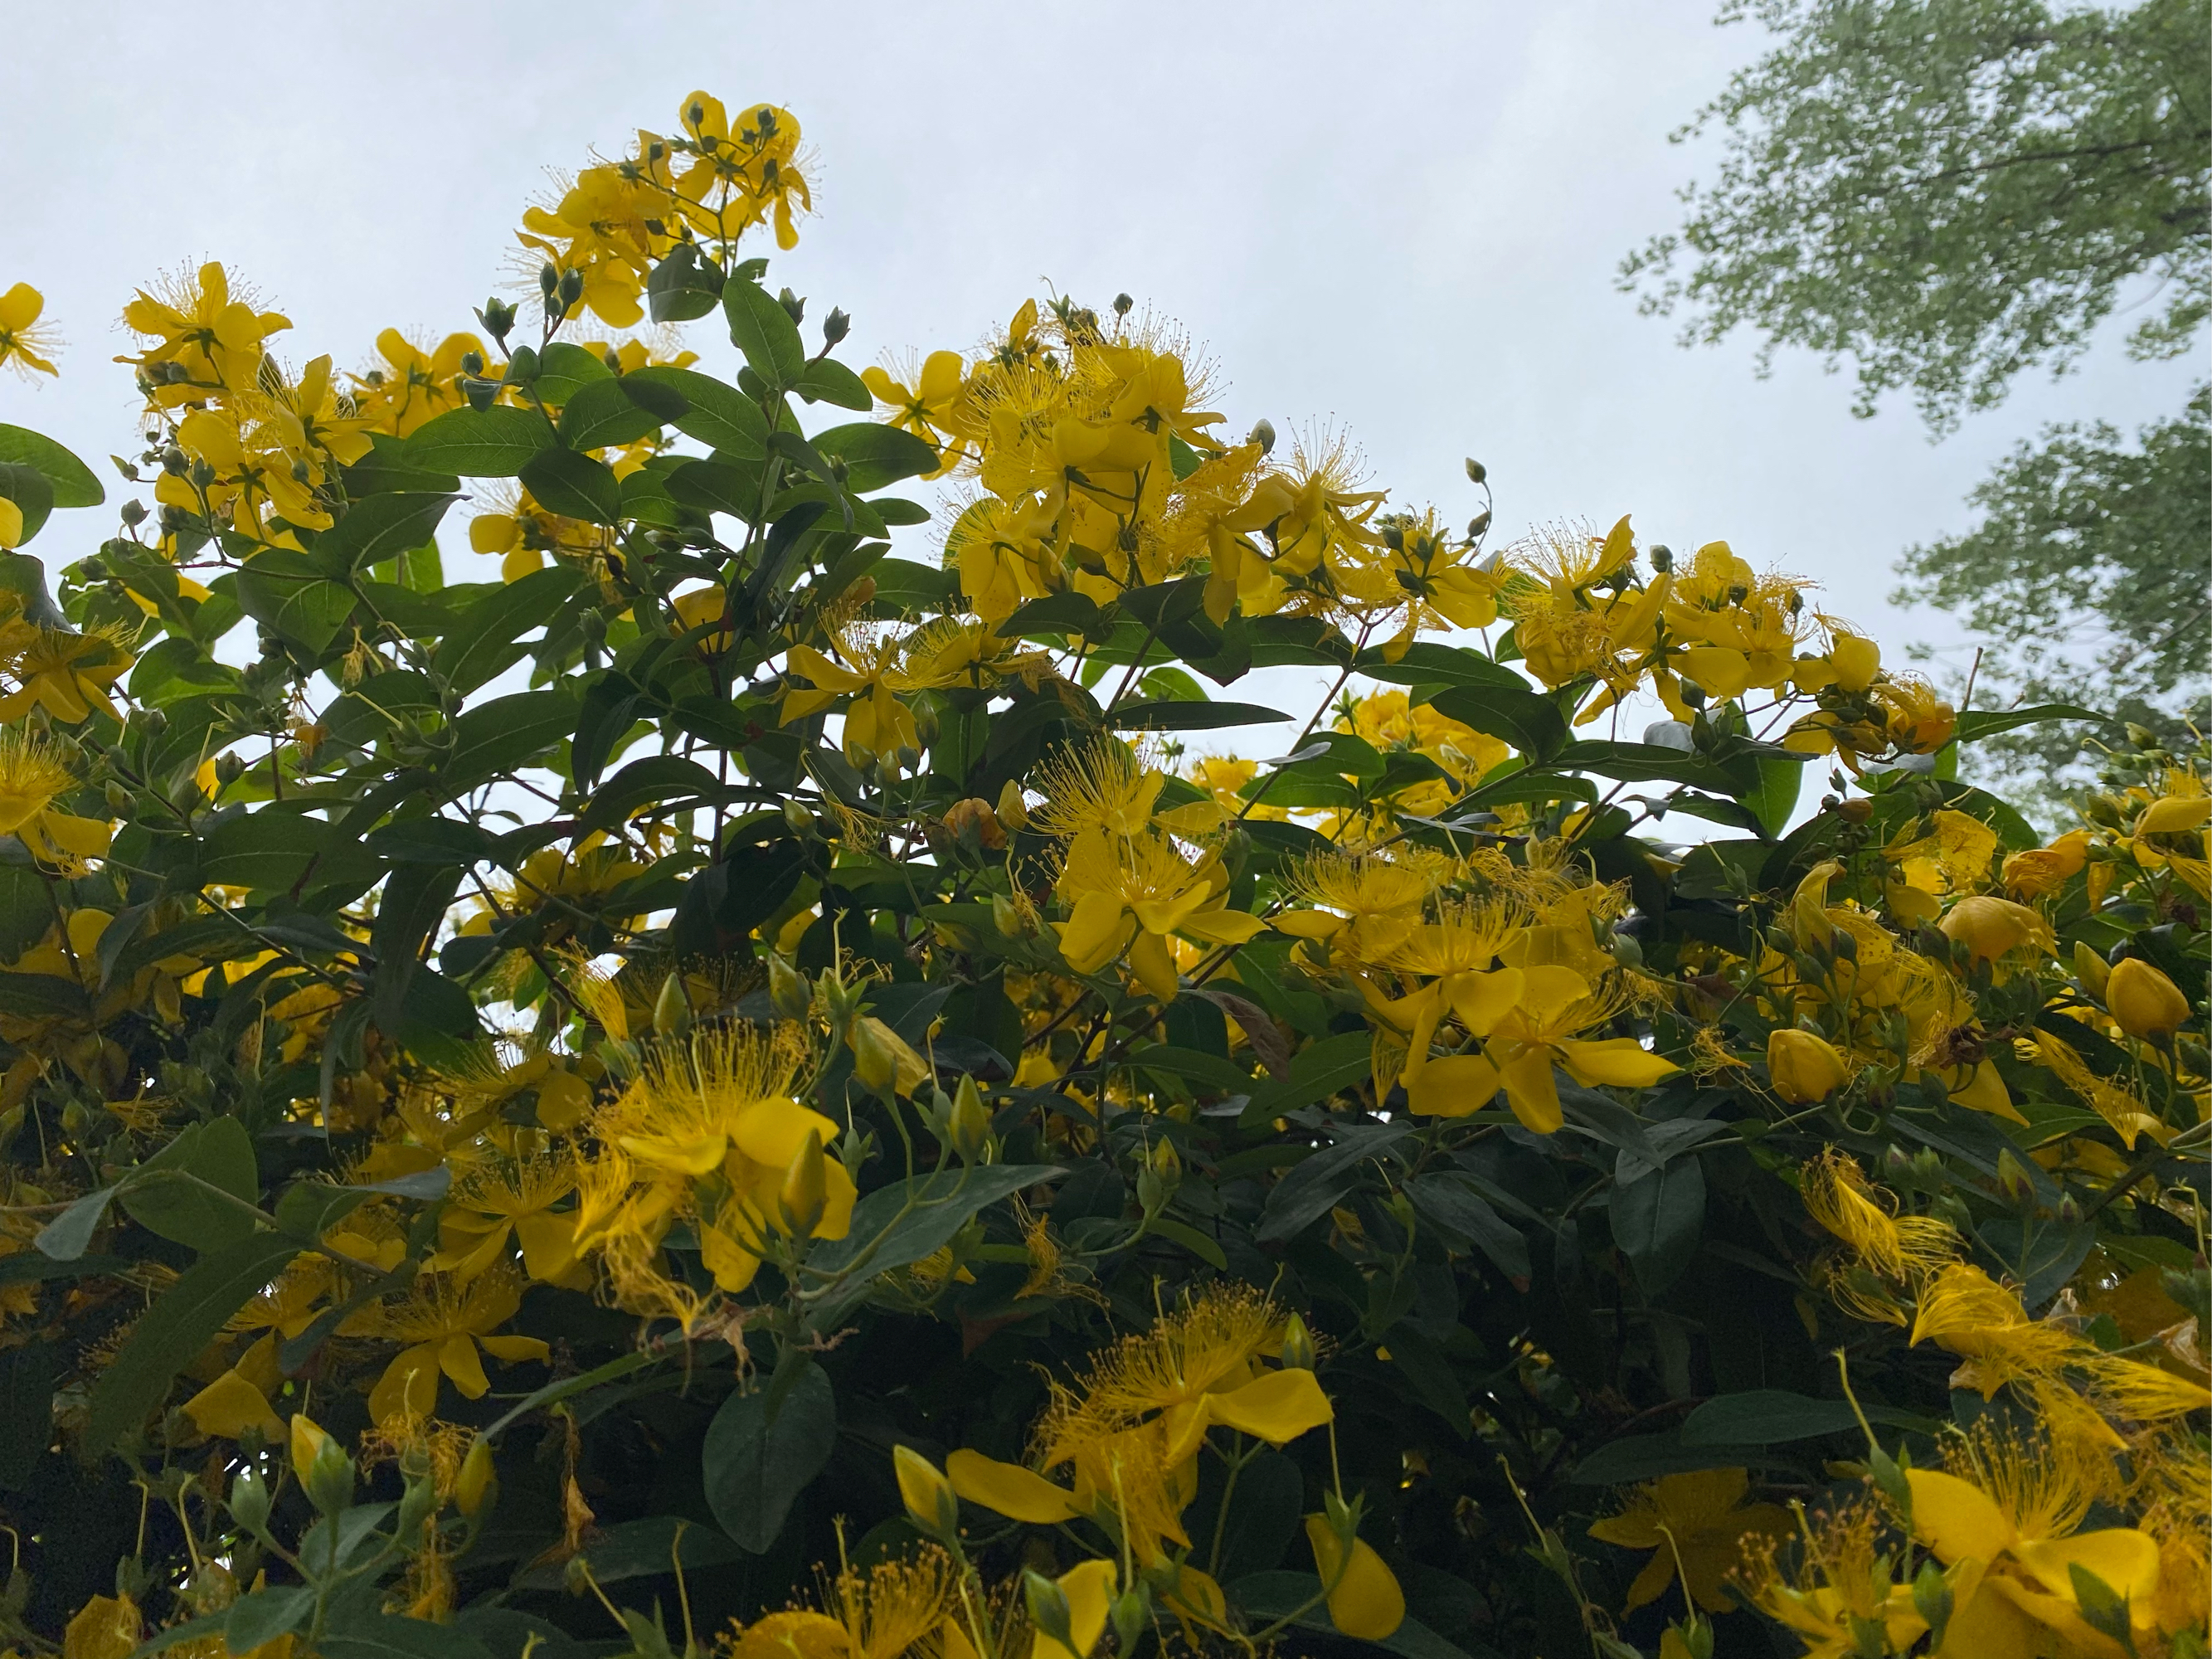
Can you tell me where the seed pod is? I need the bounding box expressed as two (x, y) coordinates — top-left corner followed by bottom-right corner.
(948, 1075), (990, 1164)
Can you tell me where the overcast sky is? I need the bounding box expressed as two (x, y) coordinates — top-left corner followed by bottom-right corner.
(4, 0), (2195, 747)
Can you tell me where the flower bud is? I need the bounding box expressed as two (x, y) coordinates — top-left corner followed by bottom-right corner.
(1111, 293), (1134, 318)
(2107, 956), (2190, 1040)
(823, 307), (851, 346)
(2072, 940), (2111, 1000)
(455, 1437), (497, 1520)
(852, 1017), (898, 1098)
(893, 1445), (960, 1540)
(948, 1074), (990, 1164)
(782, 796), (817, 838)
(776, 287), (805, 326)
(1280, 1311), (1316, 1371)
(780, 1128), (828, 1237)
(1247, 418), (1276, 455)
(653, 971), (692, 1039)
(1109, 1586), (1148, 1655)
(396, 1467), (439, 1545)
(1910, 1559), (1952, 1649)
(228, 1464), (271, 1535)
(1996, 1147), (2035, 1204)
(994, 778), (1029, 831)
(1022, 1570), (1075, 1651)
(1463, 457), (1486, 486)
(991, 893), (1032, 938)
(768, 952), (811, 1020)
(294, 1418), (352, 1516)
(1767, 1028), (1850, 1105)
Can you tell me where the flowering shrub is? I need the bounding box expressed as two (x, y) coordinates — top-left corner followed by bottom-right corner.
(0, 93), (2202, 1659)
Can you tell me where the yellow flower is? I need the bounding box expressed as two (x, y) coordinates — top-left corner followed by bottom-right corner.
(862, 350), (964, 455)
(1800, 1150), (1956, 1323)
(1403, 964), (1679, 1132)
(0, 623), (133, 725)
(61, 1594), (139, 1659)
(1743, 1498), (1929, 1658)
(2106, 956), (2190, 1040)
(357, 1268), (550, 1425)
(1033, 1560), (1118, 1659)
(1587, 1467), (1789, 1613)
(351, 328), (484, 437)
(430, 1151), (583, 1285)
(1938, 893), (2053, 964)
(1908, 1424), (2163, 1656)
(1304, 1516), (1406, 1640)
(0, 728), (109, 867)
(1766, 1027), (1850, 1104)
(121, 260), (289, 399)
(0, 282), (60, 378)
(1052, 829), (1263, 998)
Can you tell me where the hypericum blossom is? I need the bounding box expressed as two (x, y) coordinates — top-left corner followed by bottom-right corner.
(1587, 1467), (1788, 1613)
(0, 282), (60, 378)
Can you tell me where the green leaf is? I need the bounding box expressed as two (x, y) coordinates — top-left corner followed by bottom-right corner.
(0, 463), (56, 544)
(195, 811), (337, 892)
(1954, 703), (2109, 742)
(341, 434), (459, 496)
(85, 1230), (301, 1452)
(723, 280), (806, 388)
(0, 424), (104, 507)
(532, 342), (615, 405)
(35, 1186), (115, 1260)
(1553, 740), (1749, 793)
(231, 552), (355, 654)
(319, 492), (458, 572)
(702, 1360), (836, 1552)
(627, 367), (769, 458)
(1680, 1390), (1928, 1446)
(1146, 1215), (1229, 1269)
(440, 689), (577, 794)
(513, 1515), (747, 1590)
(1106, 699), (1290, 732)
(557, 378), (673, 450)
(119, 1117), (260, 1251)
(1239, 1031), (1376, 1126)
(433, 565), (583, 694)
(1255, 1122), (1413, 1246)
(1428, 682), (1568, 760)
(1743, 752), (1805, 835)
(666, 457), (765, 521)
(406, 406), (553, 477)
(1403, 1173), (1530, 1284)
(810, 421), (941, 491)
(223, 1588), (314, 1653)
(794, 358), (873, 410)
(318, 1613), (495, 1659)
(0, 971), (90, 1021)
(805, 1165), (1064, 1322)
(646, 244), (725, 323)
(518, 446), (622, 525)
(1610, 1153), (1706, 1295)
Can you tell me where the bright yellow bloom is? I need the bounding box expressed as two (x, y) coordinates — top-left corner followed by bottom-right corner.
(1588, 1467), (1789, 1613)
(357, 1268), (551, 1425)
(61, 1593), (139, 1659)
(1939, 893), (2054, 964)
(0, 622), (133, 725)
(1304, 1516), (1407, 1640)
(0, 282), (60, 377)
(430, 1151), (584, 1285)
(2106, 956), (2190, 1040)
(121, 260), (289, 400)
(0, 729), (109, 867)
(1767, 1028), (1850, 1104)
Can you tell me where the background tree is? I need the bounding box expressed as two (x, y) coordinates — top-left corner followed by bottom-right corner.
(1623, 0), (2210, 815)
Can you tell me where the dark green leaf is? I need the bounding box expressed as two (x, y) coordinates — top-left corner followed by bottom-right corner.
(518, 446), (622, 525)
(85, 1231), (301, 1452)
(1256, 1123), (1414, 1246)
(1954, 703), (2109, 742)
(558, 378), (674, 450)
(320, 492), (459, 572)
(1106, 699), (1290, 732)
(810, 422), (941, 492)
(1610, 1154), (1706, 1294)
(0, 464), (55, 543)
(433, 565), (583, 695)
(1427, 683), (1568, 759)
(406, 406), (553, 477)
(224, 1588), (314, 1652)
(723, 280), (806, 388)
(1240, 1031), (1376, 1126)
(120, 1117), (260, 1251)
(1681, 1390), (1928, 1446)
(0, 425), (104, 507)
(233, 552), (354, 654)
(318, 1613), (494, 1659)
(628, 367), (770, 458)
(702, 1360), (836, 1552)
(1404, 1174), (1531, 1283)
(647, 245), (725, 322)
(794, 358), (873, 410)
(806, 1165), (1065, 1323)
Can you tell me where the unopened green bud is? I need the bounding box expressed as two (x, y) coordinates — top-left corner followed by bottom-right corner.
(396, 1469), (438, 1545)
(768, 952), (810, 1020)
(1022, 1571), (1074, 1651)
(776, 287), (805, 326)
(783, 797), (816, 838)
(823, 307), (850, 346)
(653, 971), (692, 1039)
(852, 1017), (898, 1098)
(1247, 418), (1276, 455)
(1280, 1310), (1315, 1371)
(1996, 1147), (2035, 1204)
(1911, 1559), (1952, 1649)
(779, 1128), (828, 1237)
(306, 1436), (354, 1517)
(1109, 1586), (1147, 1653)
(228, 1464), (272, 1535)
(948, 1074), (990, 1164)
(1464, 457), (1486, 485)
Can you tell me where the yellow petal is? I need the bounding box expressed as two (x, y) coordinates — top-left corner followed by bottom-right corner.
(1033, 1559), (1117, 1659)
(1558, 1036), (1680, 1088)
(1498, 1045), (1563, 1134)
(945, 1448), (1081, 1524)
(439, 1334), (491, 1399)
(1203, 1367), (1334, 1445)
(182, 1370), (282, 1442)
(1303, 1517), (1406, 1641)
(1906, 1468), (2018, 1564)
(1446, 966), (1523, 1037)
(1405, 1053), (1501, 1118)
(2013, 1527), (2162, 1606)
